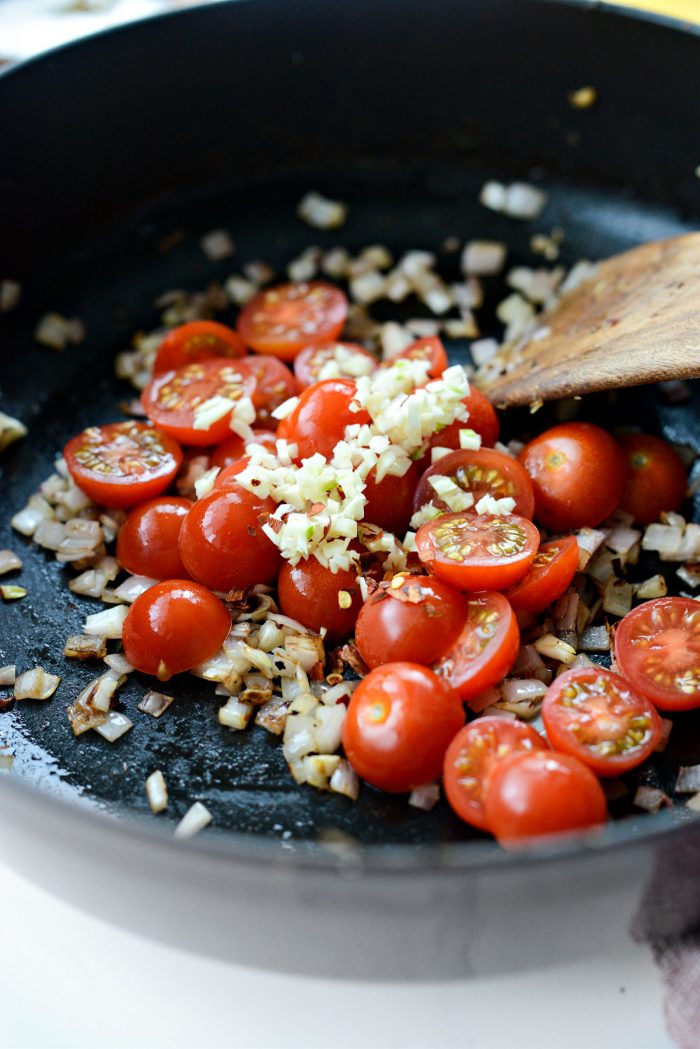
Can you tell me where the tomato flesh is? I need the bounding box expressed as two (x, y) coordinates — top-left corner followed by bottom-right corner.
(64, 421), (183, 509)
(615, 597), (700, 711)
(122, 579), (231, 680)
(542, 666), (662, 776)
(277, 558), (363, 643)
(141, 358), (256, 446)
(237, 281), (348, 360)
(433, 591), (520, 701)
(443, 717), (547, 831)
(504, 536), (579, 613)
(294, 342), (377, 387)
(153, 320), (246, 375)
(414, 448), (534, 520)
(416, 511), (540, 591)
(355, 572), (469, 669)
(341, 662), (464, 793)
(116, 496), (192, 579)
(280, 377), (370, 461)
(617, 432), (687, 525)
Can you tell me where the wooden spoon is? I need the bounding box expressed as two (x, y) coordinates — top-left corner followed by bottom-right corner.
(482, 232), (700, 407)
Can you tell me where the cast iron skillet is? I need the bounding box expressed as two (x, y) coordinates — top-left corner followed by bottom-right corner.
(1, 0), (699, 862)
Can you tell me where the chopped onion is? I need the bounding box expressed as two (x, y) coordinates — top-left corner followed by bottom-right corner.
(329, 759), (360, 800)
(1, 585), (26, 601)
(255, 696), (291, 735)
(0, 745), (14, 771)
(602, 577), (633, 617)
(146, 770), (168, 814)
(635, 575), (668, 599)
(0, 666), (16, 687)
(461, 240), (507, 276)
(138, 689), (174, 718)
(64, 634), (107, 660)
(675, 766), (700, 794)
(0, 550), (22, 574)
(578, 625), (610, 652)
(225, 274), (258, 305)
(104, 653), (134, 675)
(686, 792), (700, 813)
(14, 667), (60, 701)
(113, 575), (157, 604)
(634, 786), (670, 814)
(95, 711), (133, 743)
(297, 191), (348, 230)
(321, 680), (358, 705)
(84, 605), (128, 639)
(575, 527), (608, 570)
(409, 783), (441, 811)
(498, 678), (548, 719)
(284, 634), (325, 673)
(218, 697), (255, 730)
(200, 228), (235, 261)
(533, 633), (577, 664)
(174, 801), (212, 839)
(0, 279), (21, 313)
(605, 525), (642, 555)
(677, 564), (700, 589)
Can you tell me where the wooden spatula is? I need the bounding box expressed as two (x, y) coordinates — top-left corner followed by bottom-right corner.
(482, 232), (700, 407)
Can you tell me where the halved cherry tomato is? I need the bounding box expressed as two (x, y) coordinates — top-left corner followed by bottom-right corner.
(237, 281), (348, 360)
(362, 461), (422, 535)
(519, 422), (627, 531)
(617, 432), (687, 525)
(428, 386), (500, 451)
(504, 536), (579, 613)
(279, 377), (370, 460)
(355, 572), (469, 669)
(385, 336), (449, 379)
(443, 717), (547, 831)
(122, 579), (231, 681)
(433, 591), (520, 701)
(294, 342), (377, 387)
(614, 597), (700, 711)
(483, 750), (608, 847)
(277, 558), (362, 642)
(178, 481), (281, 591)
(414, 449), (535, 520)
(64, 421), (183, 509)
(542, 666), (662, 776)
(416, 512), (540, 591)
(116, 496), (192, 579)
(341, 662), (464, 793)
(141, 359), (256, 446)
(210, 429), (277, 470)
(152, 320), (246, 375)
(235, 355), (299, 427)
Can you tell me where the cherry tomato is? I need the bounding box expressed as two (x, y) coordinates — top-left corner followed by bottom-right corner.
(341, 662), (465, 793)
(362, 461), (422, 535)
(518, 422), (627, 531)
(116, 496), (192, 579)
(428, 386), (500, 451)
(504, 536), (579, 613)
(209, 429), (277, 470)
(617, 432), (687, 525)
(122, 579), (231, 680)
(483, 750), (608, 847)
(443, 717), (547, 830)
(294, 342), (377, 387)
(433, 591), (520, 701)
(152, 320), (246, 375)
(237, 281), (348, 361)
(614, 597), (700, 711)
(416, 512), (540, 591)
(178, 482), (281, 592)
(213, 457), (250, 488)
(277, 558), (362, 642)
(542, 666), (662, 776)
(355, 572), (469, 669)
(141, 359), (256, 446)
(280, 378), (370, 461)
(235, 355), (299, 427)
(414, 449), (534, 520)
(64, 421), (183, 509)
(385, 336), (449, 379)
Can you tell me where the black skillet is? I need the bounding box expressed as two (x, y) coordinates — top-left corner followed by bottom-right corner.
(1, 0), (700, 978)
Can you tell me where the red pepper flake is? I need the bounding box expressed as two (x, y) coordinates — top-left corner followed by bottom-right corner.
(339, 642), (369, 678)
(307, 502), (325, 516)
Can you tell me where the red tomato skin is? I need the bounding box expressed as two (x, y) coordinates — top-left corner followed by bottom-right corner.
(342, 662), (465, 793)
(294, 342), (377, 387)
(209, 429), (277, 470)
(428, 386), (500, 451)
(416, 512), (540, 591)
(362, 462), (422, 536)
(153, 320), (246, 375)
(235, 355), (299, 427)
(178, 482), (281, 592)
(387, 336), (449, 379)
(355, 573), (469, 669)
(484, 750), (607, 847)
(214, 458), (250, 488)
(443, 717), (548, 830)
(238, 282), (348, 360)
(617, 433), (687, 525)
(504, 536), (579, 613)
(414, 448), (534, 520)
(64, 422), (183, 509)
(518, 422), (627, 531)
(614, 597), (700, 711)
(542, 667), (662, 777)
(122, 579), (231, 680)
(116, 497), (192, 579)
(277, 559), (362, 642)
(433, 591), (520, 701)
(281, 378), (370, 461)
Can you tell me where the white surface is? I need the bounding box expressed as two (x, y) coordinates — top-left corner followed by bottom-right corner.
(0, 853), (674, 1049)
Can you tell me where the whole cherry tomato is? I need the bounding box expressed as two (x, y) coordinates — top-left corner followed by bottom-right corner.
(116, 496), (192, 579)
(277, 557), (363, 642)
(617, 432), (687, 525)
(280, 378), (370, 460)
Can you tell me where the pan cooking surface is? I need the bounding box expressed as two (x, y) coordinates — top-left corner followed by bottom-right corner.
(1, 164), (699, 846)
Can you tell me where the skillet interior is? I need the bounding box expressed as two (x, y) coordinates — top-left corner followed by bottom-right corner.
(1, 0), (699, 854)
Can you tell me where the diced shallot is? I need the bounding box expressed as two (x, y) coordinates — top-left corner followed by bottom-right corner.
(174, 802), (212, 839)
(14, 668), (61, 701)
(146, 770), (169, 814)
